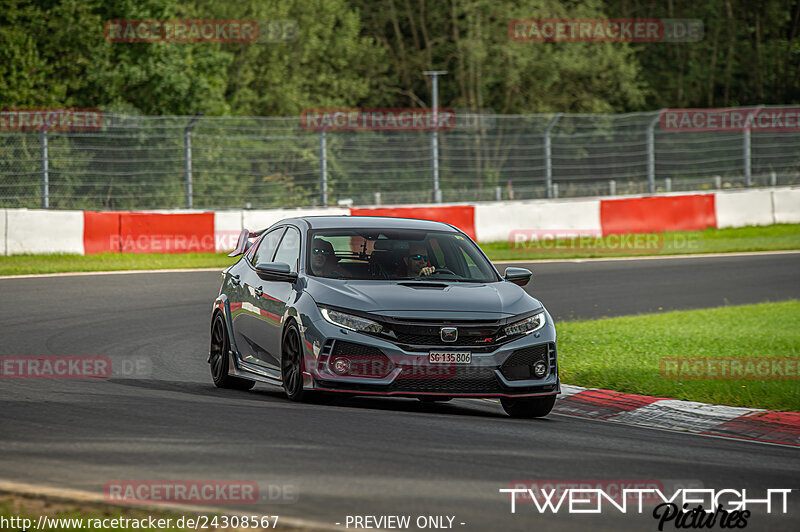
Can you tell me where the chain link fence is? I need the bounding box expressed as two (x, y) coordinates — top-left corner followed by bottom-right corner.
(1, 107), (799, 210)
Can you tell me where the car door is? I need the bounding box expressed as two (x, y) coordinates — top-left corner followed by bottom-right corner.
(232, 227), (285, 371)
(249, 226), (301, 372)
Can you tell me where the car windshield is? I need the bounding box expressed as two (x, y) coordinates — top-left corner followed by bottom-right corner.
(307, 229), (499, 282)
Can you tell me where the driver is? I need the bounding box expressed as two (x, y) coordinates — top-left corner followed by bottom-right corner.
(311, 238), (349, 278)
(402, 243), (435, 277)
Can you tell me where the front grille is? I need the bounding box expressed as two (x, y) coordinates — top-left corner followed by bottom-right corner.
(390, 366), (501, 393)
(374, 318), (505, 348)
(393, 331), (498, 346)
(500, 343), (550, 381)
(332, 341), (383, 358)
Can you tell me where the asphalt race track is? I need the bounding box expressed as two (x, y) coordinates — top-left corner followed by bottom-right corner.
(1, 252), (799, 531)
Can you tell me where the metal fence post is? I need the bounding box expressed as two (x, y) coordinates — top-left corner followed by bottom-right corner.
(184, 112), (203, 209)
(770, 171), (777, 187)
(552, 183), (559, 199)
(609, 179), (616, 196)
(646, 113), (660, 194)
(544, 113), (561, 199)
(319, 130), (328, 207)
(184, 130), (192, 208)
(424, 71), (447, 203)
(665, 177), (672, 192)
(40, 130), (49, 209)
(743, 106), (763, 188)
(743, 128), (751, 187)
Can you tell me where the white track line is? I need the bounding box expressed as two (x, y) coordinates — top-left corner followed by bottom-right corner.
(0, 267), (225, 280)
(1, 250), (797, 280)
(494, 249), (800, 264)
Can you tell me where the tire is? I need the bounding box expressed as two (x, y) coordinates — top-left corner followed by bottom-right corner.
(501, 395), (556, 418)
(281, 322), (308, 402)
(209, 313), (255, 390)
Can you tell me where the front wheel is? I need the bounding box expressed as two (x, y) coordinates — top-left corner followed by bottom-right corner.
(501, 395), (556, 418)
(281, 322), (308, 402)
(209, 313), (255, 390)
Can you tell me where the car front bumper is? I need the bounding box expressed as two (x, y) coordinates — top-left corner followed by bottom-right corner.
(300, 314), (560, 398)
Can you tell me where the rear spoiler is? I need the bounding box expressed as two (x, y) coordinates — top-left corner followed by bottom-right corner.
(228, 228), (264, 257)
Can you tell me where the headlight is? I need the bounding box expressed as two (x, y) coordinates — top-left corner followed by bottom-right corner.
(320, 308), (385, 334)
(504, 312), (546, 336)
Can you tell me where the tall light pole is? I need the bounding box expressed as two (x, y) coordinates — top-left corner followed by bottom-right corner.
(423, 70), (447, 203)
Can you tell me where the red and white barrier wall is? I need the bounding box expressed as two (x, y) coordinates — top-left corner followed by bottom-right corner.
(1, 187), (798, 255)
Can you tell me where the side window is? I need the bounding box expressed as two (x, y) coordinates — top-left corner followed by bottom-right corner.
(252, 228), (284, 266)
(273, 227), (301, 272)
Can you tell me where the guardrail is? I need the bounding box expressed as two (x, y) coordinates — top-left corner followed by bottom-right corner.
(1, 187), (798, 256)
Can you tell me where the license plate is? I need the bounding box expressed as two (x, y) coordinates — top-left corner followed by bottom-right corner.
(429, 352), (471, 364)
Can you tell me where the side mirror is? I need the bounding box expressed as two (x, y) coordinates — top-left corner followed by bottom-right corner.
(255, 262), (298, 283)
(504, 267), (532, 287)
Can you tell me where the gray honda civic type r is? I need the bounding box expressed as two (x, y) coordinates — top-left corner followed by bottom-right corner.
(209, 216), (559, 418)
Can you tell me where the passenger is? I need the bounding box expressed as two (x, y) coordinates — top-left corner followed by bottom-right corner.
(311, 238), (349, 278)
(400, 243), (435, 277)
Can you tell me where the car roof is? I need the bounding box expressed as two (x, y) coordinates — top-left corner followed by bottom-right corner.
(278, 215), (460, 233)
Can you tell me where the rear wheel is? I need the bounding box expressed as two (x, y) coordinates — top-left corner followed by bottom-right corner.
(209, 313), (255, 390)
(281, 322), (308, 402)
(501, 395), (556, 418)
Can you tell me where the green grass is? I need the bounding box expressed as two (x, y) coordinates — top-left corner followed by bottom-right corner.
(558, 301), (800, 411)
(0, 252), (237, 276)
(482, 223), (800, 261)
(0, 224), (797, 276)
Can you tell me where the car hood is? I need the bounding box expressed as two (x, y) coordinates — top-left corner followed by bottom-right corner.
(305, 278), (541, 318)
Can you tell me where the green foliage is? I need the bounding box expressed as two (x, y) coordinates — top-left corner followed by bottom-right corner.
(3, 0), (795, 115)
(354, 0), (647, 113)
(605, 0), (800, 108)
